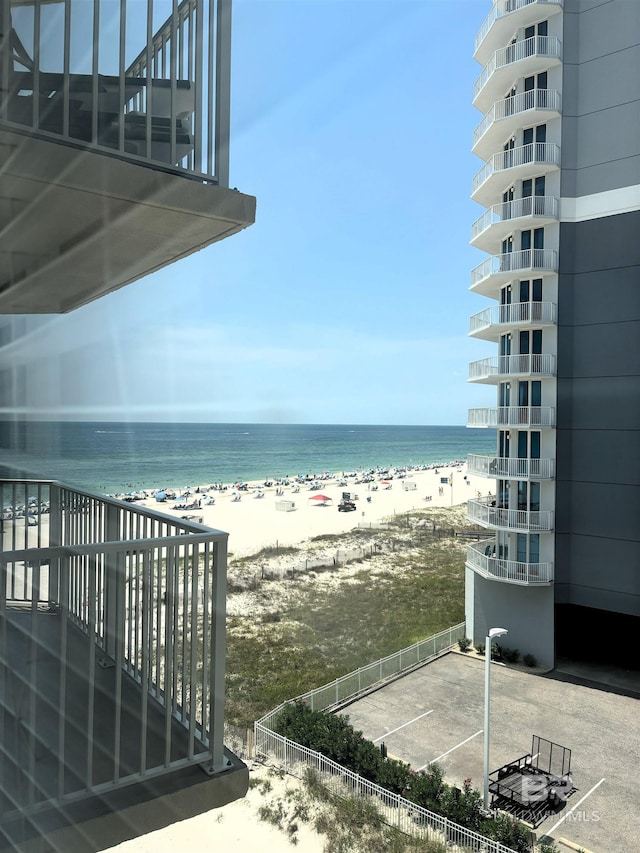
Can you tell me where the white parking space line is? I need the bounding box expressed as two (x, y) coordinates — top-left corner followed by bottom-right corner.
(372, 709), (434, 743)
(546, 778), (606, 837)
(417, 729), (484, 770)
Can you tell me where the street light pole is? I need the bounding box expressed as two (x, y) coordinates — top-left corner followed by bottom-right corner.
(483, 626), (508, 810)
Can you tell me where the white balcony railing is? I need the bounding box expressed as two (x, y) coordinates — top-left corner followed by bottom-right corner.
(470, 301), (557, 334)
(0, 479), (230, 818)
(1, 0), (230, 184)
(467, 406), (556, 428)
(473, 89), (561, 150)
(471, 196), (558, 243)
(469, 353), (556, 381)
(474, 36), (562, 102)
(475, 0), (564, 59)
(467, 454), (555, 479)
(467, 497), (554, 531)
(471, 248), (558, 289)
(472, 143), (561, 198)
(466, 541), (553, 584)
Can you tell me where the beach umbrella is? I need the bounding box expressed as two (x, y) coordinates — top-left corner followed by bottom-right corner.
(308, 494), (332, 503)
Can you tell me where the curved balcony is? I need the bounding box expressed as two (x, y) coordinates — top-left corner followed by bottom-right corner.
(471, 196), (558, 252)
(472, 142), (561, 207)
(467, 498), (554, 532)
(467, 406), (556, 428)
(467, 454), (555, 479)
(474, 36), (562, 112)
(473, 89), (561, 160)
(469, 301), (557, 339)
(474, 0), (564, 66)
(469, 353), (557, 383)
(470, 248), (558, 296)
(466, 540), (553, 585)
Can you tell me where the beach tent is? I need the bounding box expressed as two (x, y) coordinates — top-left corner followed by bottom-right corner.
(155, 491), (167, 502)
(308, 494), (332, 505)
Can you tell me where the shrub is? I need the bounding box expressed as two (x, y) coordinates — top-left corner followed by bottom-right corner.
(273, 703), (533, 850)
(523, 653), (537, 667)
(404, 764), (445, 812)
(499, 645), (520, 664)
(482, 812), (532, 852)
(376, 756), (411, 794)
(458, 637), (472, 652)
(474, 642), (485, 656)
(262, 611), (282, 624)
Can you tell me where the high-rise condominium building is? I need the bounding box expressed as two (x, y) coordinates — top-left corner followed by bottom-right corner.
(466, 0), (639, 669)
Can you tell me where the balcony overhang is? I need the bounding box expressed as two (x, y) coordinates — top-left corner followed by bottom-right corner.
(0, 128), (256, 313)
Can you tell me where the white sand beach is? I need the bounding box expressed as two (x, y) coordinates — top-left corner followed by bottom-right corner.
(105, 462), (485, 852)
(135, 462), (487, 557)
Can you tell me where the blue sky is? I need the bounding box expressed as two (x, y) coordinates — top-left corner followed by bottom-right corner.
(30, 0), (496, 425)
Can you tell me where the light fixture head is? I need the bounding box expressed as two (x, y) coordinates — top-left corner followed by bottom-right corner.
(488, 627), (508, 639)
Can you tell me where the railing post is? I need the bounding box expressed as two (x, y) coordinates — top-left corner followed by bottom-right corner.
(214, 0), (232, 186)
(209, 534), (229, 773)
(103, 504), (123, 664)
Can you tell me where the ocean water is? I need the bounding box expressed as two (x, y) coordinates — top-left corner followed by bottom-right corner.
(0, 422), (495, 495)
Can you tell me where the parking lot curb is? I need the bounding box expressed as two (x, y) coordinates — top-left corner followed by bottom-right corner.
(558, 837), (596, 853)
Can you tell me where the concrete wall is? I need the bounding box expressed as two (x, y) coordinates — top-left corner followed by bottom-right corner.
(555, 211), (640, 616)
(465, 568), (555, 668)
(561, 0), (640, 197)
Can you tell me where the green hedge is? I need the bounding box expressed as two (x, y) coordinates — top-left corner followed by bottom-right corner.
(272, 701), (532, 851)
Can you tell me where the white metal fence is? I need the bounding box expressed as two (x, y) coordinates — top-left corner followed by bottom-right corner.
(475, 0), (564, 57)
(471, 195), (558, 242)
(466, 540), (553, 585)
(469, 301), (557, 333)
(467, 454), (555, 480)
(471, 249), (558, 288)
(467, 406), (556, 428)
(254, 622), (518, 852)
(2, 0), (230, 183)
(472, 142), (560, 197)
(466, 498), (554, 532)
(0, 479), (228, 815)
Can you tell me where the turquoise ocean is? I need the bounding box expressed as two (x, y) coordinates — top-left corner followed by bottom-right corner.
(0, 422), (495, 495)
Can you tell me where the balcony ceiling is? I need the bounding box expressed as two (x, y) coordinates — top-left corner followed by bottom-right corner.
(0, 129), (256, 313)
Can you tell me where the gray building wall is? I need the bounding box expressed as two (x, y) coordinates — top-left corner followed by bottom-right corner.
(555, 212), (640, 616)
(561, 0), (640, 198)
(556, 0), (640, 619)
(465, 569), (555, 669)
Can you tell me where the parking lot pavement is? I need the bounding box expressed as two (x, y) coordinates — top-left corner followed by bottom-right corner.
(341, 652), (640, 852)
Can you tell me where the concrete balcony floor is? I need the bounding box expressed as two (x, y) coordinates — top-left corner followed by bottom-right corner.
(0, 607), (246, 851)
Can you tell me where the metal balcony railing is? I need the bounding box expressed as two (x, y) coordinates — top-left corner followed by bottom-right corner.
(467, 454), (555, 479)
(467, 497), (554, 531)
(470, 301), (557, 334)
(471, 248), (558, 288)
(474, 89), (561, 149)
(468, 353), (557, 380)
(472, 142), (560, 198)
(466, 540), (553, 584)
(471, 196), (558, 242)
(467, 406), (556, 428)
(1, 0), (230, 184)
(474, 36), (562, 102)
(475, 0), (564, 58)
(0, 479), (229, 819)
